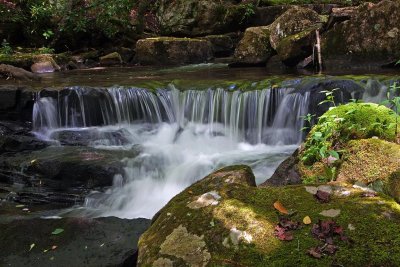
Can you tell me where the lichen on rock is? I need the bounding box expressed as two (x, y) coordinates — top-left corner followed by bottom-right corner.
(159, 225), (211, 267)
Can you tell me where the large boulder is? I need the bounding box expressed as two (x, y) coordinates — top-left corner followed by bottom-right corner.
(138, 165), (400, 266)
(322, 0), (400, 66)
(269, 6), (321, 50)
(156, 0), (256, 36)
(135, 37), (213, 65)
(275, 25), (322, 66)
(231, 26), (273, 66)
(0, 216), (151, 267)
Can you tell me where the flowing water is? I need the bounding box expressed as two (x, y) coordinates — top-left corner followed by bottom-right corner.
(30, 68), (398, 219)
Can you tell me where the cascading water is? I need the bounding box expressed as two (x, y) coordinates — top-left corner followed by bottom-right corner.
(31, 78), (391, 219)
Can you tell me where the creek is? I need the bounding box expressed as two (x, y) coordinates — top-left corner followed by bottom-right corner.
(28, 65), (397, 219)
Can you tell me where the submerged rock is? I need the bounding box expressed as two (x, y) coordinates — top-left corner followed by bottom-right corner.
(138, 164), (400, 266)
(0, 216), (151, 267)
(135, 37), (213, 65)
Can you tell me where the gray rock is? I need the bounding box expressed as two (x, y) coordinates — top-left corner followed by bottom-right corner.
(136, 37), (213, 65)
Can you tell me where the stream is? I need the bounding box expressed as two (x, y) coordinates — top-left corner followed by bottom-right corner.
(27, 65), (397, 219)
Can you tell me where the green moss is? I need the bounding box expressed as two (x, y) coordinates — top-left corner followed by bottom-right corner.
(320, 103), (398, 142)
(385, 170), (400, 202)
(302, 103), (399, 166)
(338, 138), (400, 184)
(139, 165), (400, 266)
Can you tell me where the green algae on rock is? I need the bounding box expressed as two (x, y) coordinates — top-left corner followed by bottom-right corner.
(138, 165), (400, 266)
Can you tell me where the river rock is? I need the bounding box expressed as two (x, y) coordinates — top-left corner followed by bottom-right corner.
(99, 52), (123, 66)
(135, 37), (213, 65)
(322, 0), (400, 66)
(0, 216), (151, 267)
(155, 0), (254, 36)
(275, 25), (322, 66)
(31, 54), (61, 73)
(49, 128), (130, 146)
(260, 149), (301, 187)
(231, 26), (273, 66)
(138, 164), (400, 266)
(248, 6), (290, 27)
(200, 34), (236, 57)
(269, 6), (321, 50)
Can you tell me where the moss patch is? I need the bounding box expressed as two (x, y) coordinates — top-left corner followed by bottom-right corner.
(338, 138), (400, 184)
(138, 165), (400, 266)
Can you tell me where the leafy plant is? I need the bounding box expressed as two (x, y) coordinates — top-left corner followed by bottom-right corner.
(0, 39), (12, 54)
(381, 82), (400, 138)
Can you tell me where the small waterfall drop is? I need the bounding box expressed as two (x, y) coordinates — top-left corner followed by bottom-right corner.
(31, 78), (391, 219)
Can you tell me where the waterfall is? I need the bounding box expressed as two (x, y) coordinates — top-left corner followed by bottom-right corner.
(31, 78), (393, 219)
(33, 85), (310, 145)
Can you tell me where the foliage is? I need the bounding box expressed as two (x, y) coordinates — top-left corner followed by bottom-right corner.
(381, 81), (400, 137)
(1, 0), (155, 48)
(0, 39), (13, 54)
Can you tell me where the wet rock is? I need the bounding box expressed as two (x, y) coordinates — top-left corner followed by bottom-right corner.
(0, 64), (40, 81)
(0, 216), (151, 267)
(295, 79), (364, 118)
(0, 85), (35, 121)
(276, 25), (322, 66)
(230, 26), (273, 67)
(30, 54), (61, 73)
(260, 149), (301, 187)
(138, 164), (400, 266)
(322, 0), (400, 66)
(0, 146), (138, 191)
(99, 52), (123, 66)
(0, 134), (48, 154)
(135, 37), (213, 65)
(325, 6), (358, 30)
(49, 128), (130, 146)
(269, 6), (321, 50)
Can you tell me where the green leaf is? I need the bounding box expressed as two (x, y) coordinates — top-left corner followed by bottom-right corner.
(314, 132), (323, 139)
(328, 150), (340, 159)
(29, 243), (35, 251)
(51, 228), (64, 235)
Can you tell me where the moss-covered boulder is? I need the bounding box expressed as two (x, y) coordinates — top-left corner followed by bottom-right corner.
(269, 6), (321, 50)
(135, 37), (213, 65)
(231, 26), (273, 66)
(322, 0), (400, 64)
(337, 139), (400, 199)
(301, 103), (399, 165)
(99, 52), (122, 66)
(138, 165), (400, 266)
(155, 0), (256, 37)
(276, 25), (322, 66)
